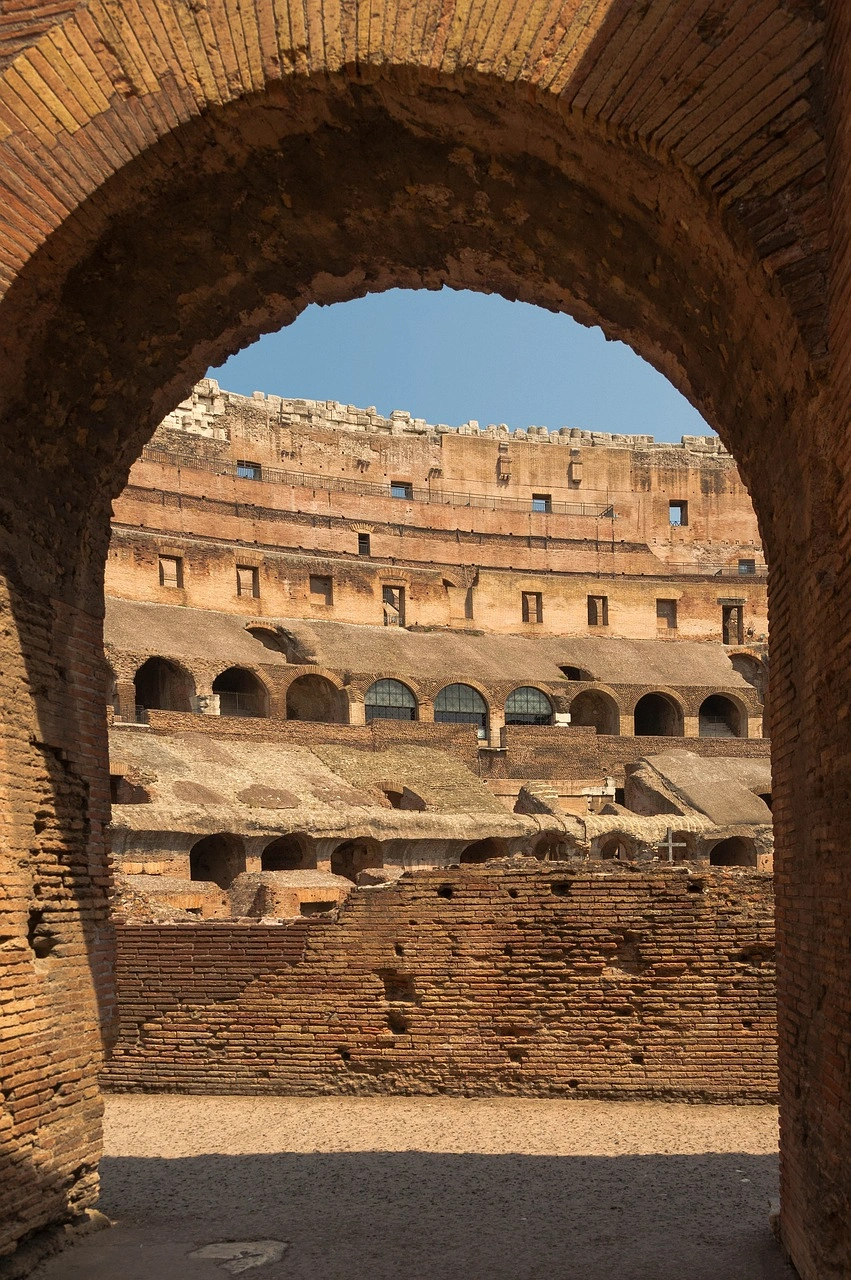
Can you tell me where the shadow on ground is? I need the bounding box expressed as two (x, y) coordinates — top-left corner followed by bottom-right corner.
(34, 1150), (796, 1280)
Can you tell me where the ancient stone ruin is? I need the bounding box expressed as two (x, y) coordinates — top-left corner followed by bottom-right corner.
(0, 7), (848, 1278)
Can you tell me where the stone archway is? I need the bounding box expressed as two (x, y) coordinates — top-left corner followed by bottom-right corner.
(709, 837), (757, 868)
(633, 693), (684, 738)
(212, 667), (269, 718)
(330, 839), (383, 883)
(189, 833), (246, 889)
(699, 695), (744, 739)
(134, 656), (195, 713)
(460, 838), (509, 864)
(569, 689), (620, 736)
(261, 833), (315, 871)
(286, 674), (348, 723)
(0, 7), (844, 1275)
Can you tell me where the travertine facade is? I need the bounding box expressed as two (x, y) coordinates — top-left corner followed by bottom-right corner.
(108, 380), (768, 642)
(103, 386), (773, 903)
(0, 4), (848, 1278)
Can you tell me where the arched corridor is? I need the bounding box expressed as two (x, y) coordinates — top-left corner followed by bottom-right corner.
(699, 695), (743, 739)
(261, 833), (314, 871)
(633, 694), (683, 738)
(286, 675), (348, 724)
(213, 667), (268, 718)
(569, 689), (620, 736)
(134, 657), (195, 713)
(189, 833), (246, 889)
(330, 839), (383, 883)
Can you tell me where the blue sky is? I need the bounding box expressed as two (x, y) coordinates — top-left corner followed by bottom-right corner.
(209, 288), (712, 443)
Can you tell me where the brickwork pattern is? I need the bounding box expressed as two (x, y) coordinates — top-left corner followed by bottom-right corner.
(104, 866), (777, 1102)
(0, 1), (837, 1275)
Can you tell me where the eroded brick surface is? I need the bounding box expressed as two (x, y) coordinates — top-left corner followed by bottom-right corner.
(103, 866), (777, 1102)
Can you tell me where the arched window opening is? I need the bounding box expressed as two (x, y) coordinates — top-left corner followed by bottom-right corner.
(531, 833), (568, 861)
(434, 684), (488, 739)
(213, 667), (268, 718)
(709, 837), (757, 868)
(246, 626), (289, 655)
(331, 839), (383, 883)
(633, 693), (682, 737)
(597, 835), (634, 861)
(286, 674), (348, 723)
(261, 833), (314, 871)
(365, 679), (417, 723)
(569, 689), (620, 736)
(382, 786), (426, 811)
(699, 694), (743, 738)
(759, 793), (773, 812)
(460, 838), (509, 864)
(189, 833), (246, 888)
(504, 686), (554, 726)
(134, 656), (195, 713)
(560, 665), (593, 681)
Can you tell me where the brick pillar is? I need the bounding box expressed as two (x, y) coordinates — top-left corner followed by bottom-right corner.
(0, 535), (114, 1253)
(776, 9), (851, 1276)
(115, 679), (137, 722)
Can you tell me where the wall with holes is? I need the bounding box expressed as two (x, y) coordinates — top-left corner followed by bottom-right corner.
(104, 864), (777, 1100)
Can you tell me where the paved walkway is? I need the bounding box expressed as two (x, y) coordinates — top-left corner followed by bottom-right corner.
(35, 1095), (796, 1280)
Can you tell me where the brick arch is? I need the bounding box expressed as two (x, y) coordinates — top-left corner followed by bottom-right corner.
(631, 688), (687, 738)
(696, 691), (752, 739)
(0, 7), (844, 1278)
(0, 70), (815, 555)
(568, 685), (622, 736)
(283, 668), (350, 724)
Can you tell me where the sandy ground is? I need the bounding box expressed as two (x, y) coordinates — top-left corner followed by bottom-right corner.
(34, 1095), (796, 1280)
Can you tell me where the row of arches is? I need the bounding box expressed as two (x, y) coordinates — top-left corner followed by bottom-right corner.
(189, 831), (517, 888)
(189, 827), (758, 890)
(595, 832), (758, 867)
(123, 660), (749, 738)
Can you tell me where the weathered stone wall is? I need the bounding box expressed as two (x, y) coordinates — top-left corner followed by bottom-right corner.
(103, 865), (777, 1102)
(492, 729), (773, 783)
(0, 1), (836, 1274)
(108, 387), (769, 641)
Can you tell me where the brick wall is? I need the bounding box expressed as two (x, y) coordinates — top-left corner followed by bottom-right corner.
(104, 865), (777, 1101)
(142, 710), (481, 767)
(489, 728), (772, 781)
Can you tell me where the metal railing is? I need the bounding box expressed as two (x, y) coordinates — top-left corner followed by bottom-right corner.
(217, 691), (265, 718)
(656, 561), (768, 579)
(140, 447), (614, 518)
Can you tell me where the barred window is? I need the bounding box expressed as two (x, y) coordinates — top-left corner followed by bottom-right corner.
(434, 683), (488, 737)
(364, 679), (417, 723)
(505, 686), (553, 726)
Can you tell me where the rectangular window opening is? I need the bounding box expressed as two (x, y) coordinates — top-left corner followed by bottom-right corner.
(390, 481), (413, 500)
(236, 564), (259, 598)
(723, 604), (744, 645)
(669, 500), (688, 526)
(521, 591), (543, 624)
(656, 598), (678, 630)
(158, 555), (183, 588)
(531, 493), (552, 513)
(587, 595), (608, 627)
(383, 584), (405, 627)
(738, 558), (756, 575)
(236, 459), (262, 480)
(309, 574), (333, 606)
(357, 533), (371, 556)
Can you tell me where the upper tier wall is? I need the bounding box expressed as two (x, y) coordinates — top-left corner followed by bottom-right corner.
(170, 379), (729, 453)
